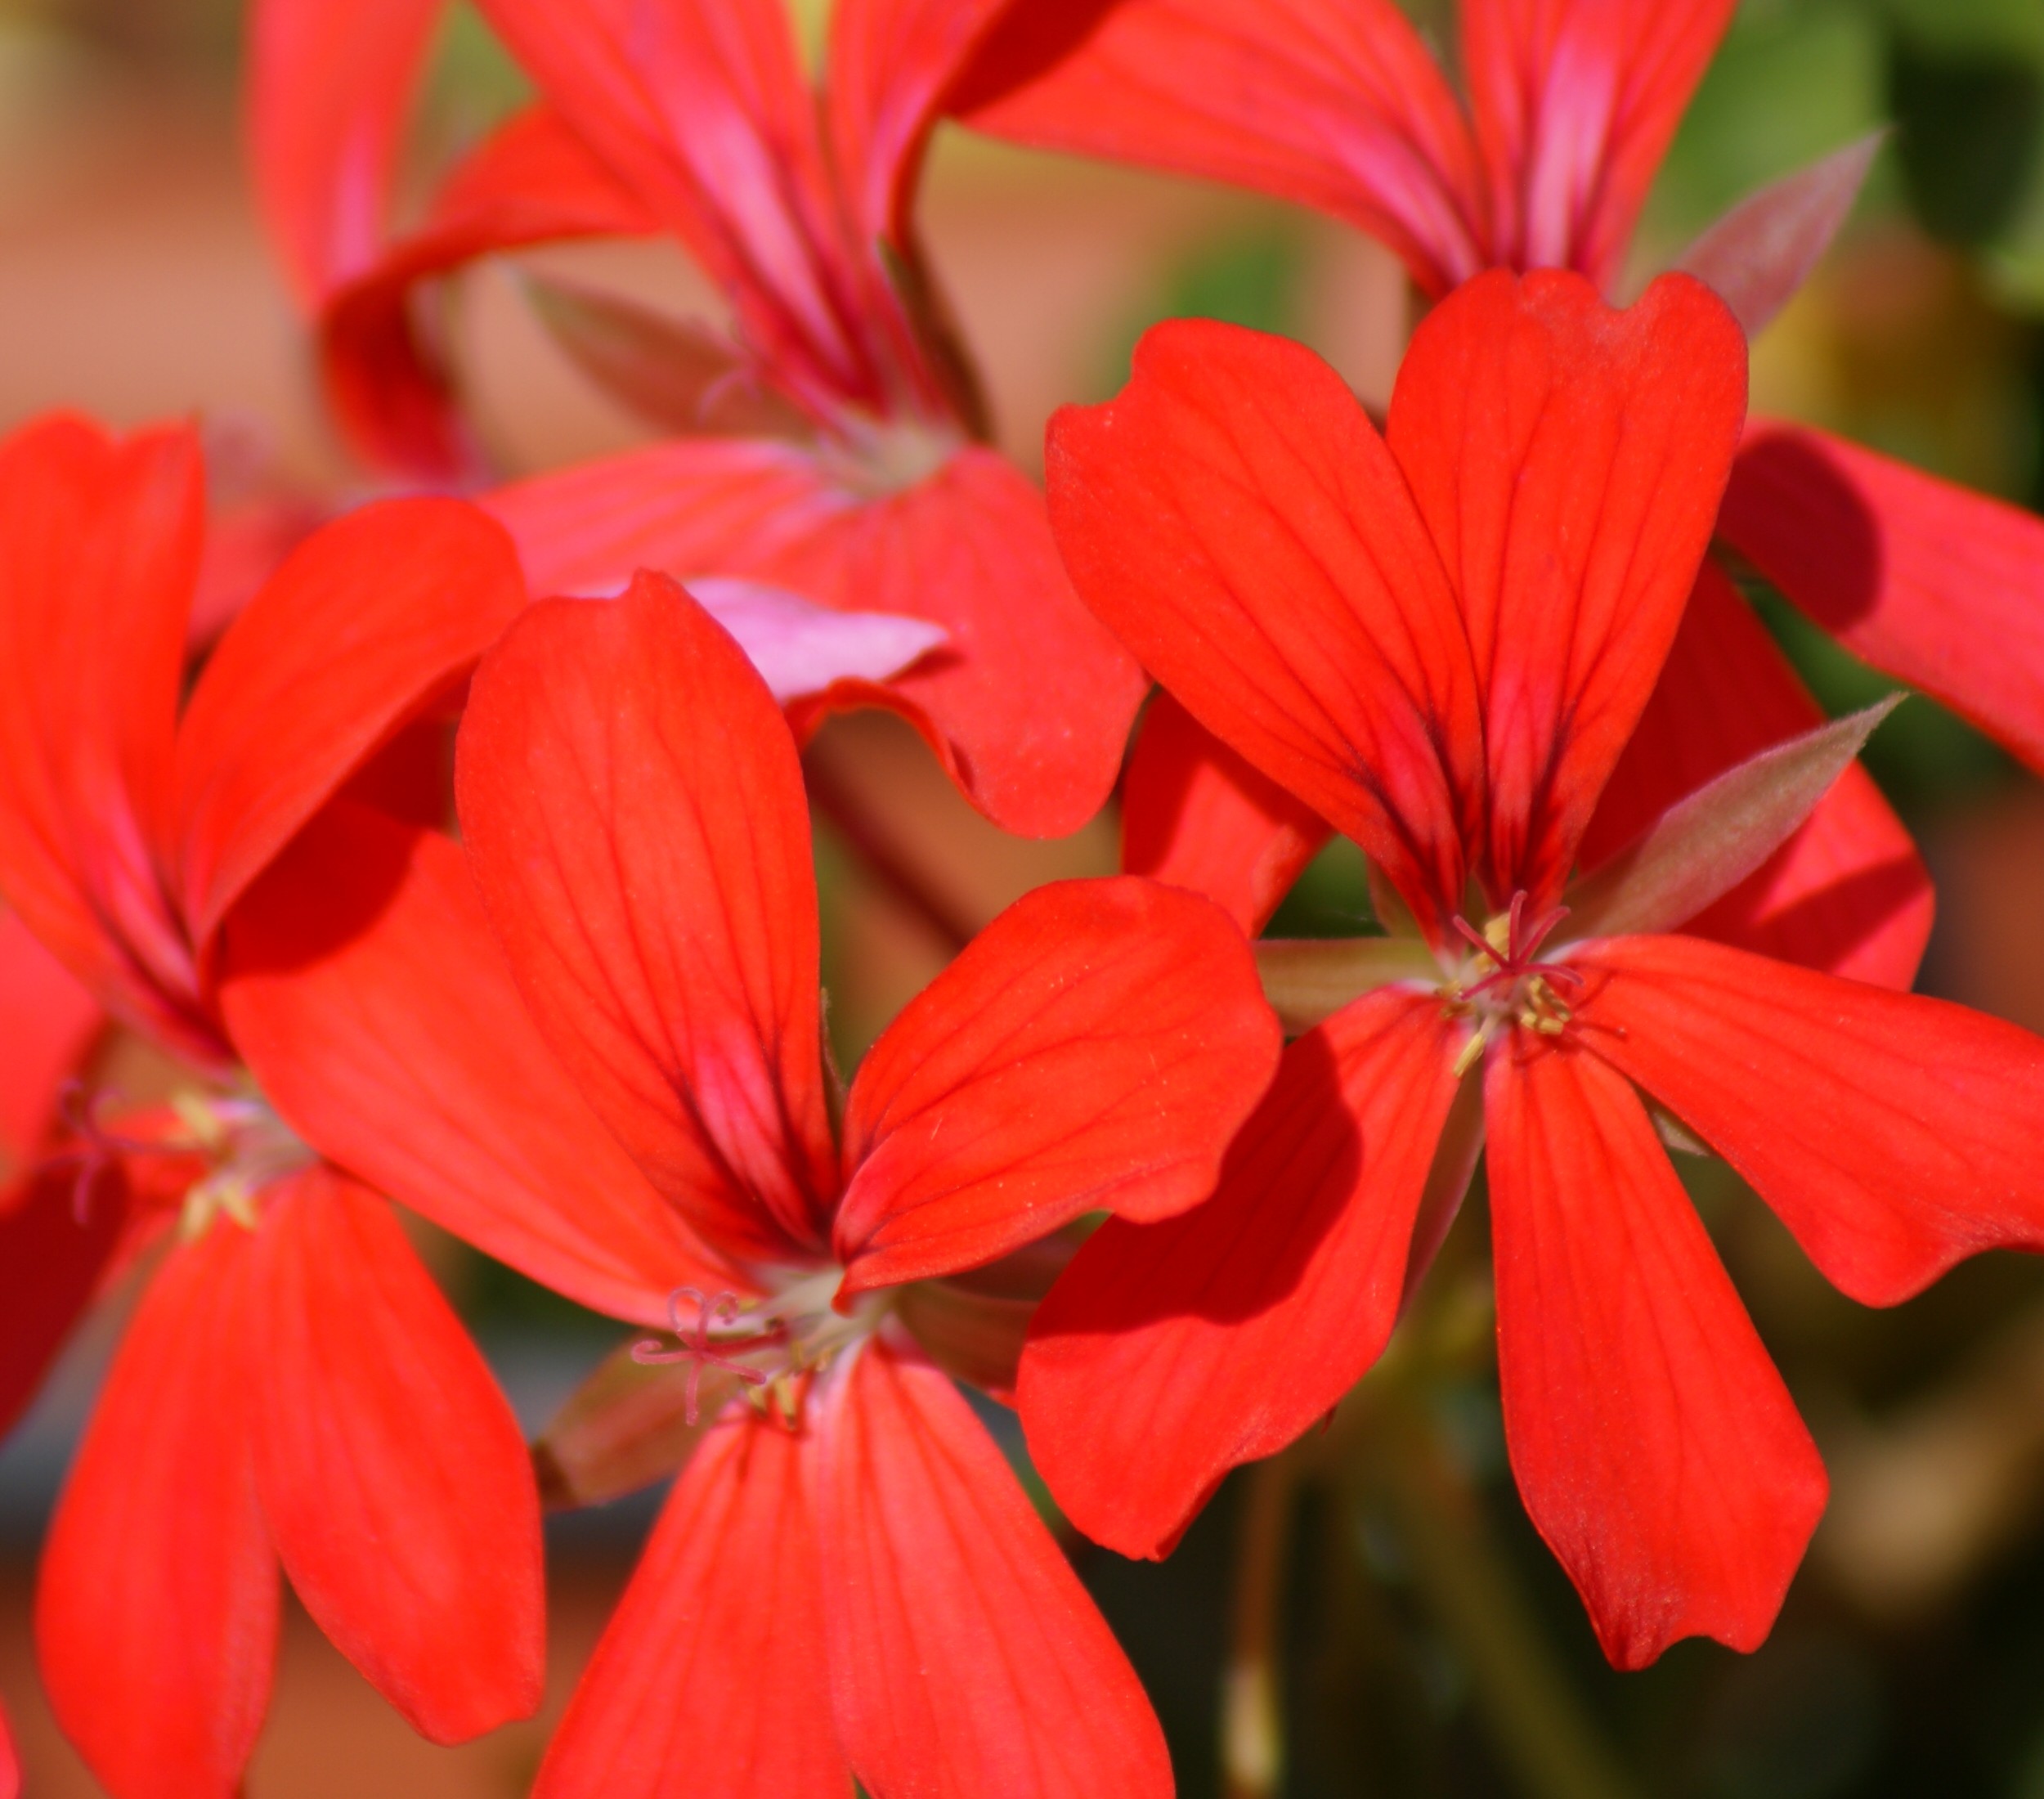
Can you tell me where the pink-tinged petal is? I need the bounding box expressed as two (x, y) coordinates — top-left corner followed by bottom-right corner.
(174, 498), (527, 952)
(218, 803), (724, 1326)
(835, 876), (1280, 1293)
(1047, 318), (1483, 934)
(1674, 133), (1884, 339)
(323, 105), (661, 478)
(0, 414), (221, 1063)
(687, 578), (945, 702)
(736, 446), (1146, 839)
(493, 437), (1143, 840)
(0, 1166), (123, 1439)
(827, 0), (1021, 249)
(1576, 934), (2044, 1306)
(953, 0), (1487, 294)
(473, 0), (881, 408)
(1484, 1038), (1827, 1668)
(1577, 561), (1931, 988)
(1019, 989), (1466, 1559)
(246, 0), (446, 304)
(37, 1224), (278, 1799)
(457, 578), (836, 1260)
(1122, 692), (1331, 938)
(249, 1165), (541, 1742)
(814, 1329), (1172, 1798)
(1388, 270), (1746, 908)
(0, 907), (101, 1162)
(1461, 0), (1737, 287)
(535, 1402), (844, 1799)
(1719, 422), (2044, 774)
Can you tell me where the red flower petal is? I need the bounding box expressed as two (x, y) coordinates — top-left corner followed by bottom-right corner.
(487, 436), (847, 597)
(173, 498), (526, 951)
(1484, 1038), (1826, 1668)
(1460, 0), (1737, 287)
(953, 0), (1487, 294)
(473, 0), (880, 406)
(814, 1329), (1172, 1797)
(37, 1225), (278, 1799)
(1018, 989), (1466, 1559)
(494, 437), (1142, 837)
(246, 0), (446, 304)
(1122, 693), (1331, 937)
(1576, 934), (2044, 1305)
(0, 1696), (17, 1799)
(322, 106), (660, 478)
(0, 1165), (123, 1440)
(1719, 421), (2044, 774)
(218, 803), (724, 1325)
(249, 1165), (543, 1743)
(0, 414), (221, 1063)
(457, 577), (836, 1261)
(534, 1403), (843, 1799)
(1387, 269), (1746, 908)
(1579, 561), (1931, 988)
(1047, 318), (1483, 934)
(835, 876), (1280, 1294)
(766, 442), (1146, 841)
(827, 0), (1022, 248)
(0, 906), (101, 1161)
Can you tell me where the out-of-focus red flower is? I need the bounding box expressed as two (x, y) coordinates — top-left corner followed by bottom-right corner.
(218, 571), (1280, 1796)
(960, 0), (2044, 962)
(0, 415), (545, 1799)
(247, 0), (1145, 837)
(1025, 268), (2044, 1670)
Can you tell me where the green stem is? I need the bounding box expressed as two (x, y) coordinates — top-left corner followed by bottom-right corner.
(1224, 1450), (1303, 1799)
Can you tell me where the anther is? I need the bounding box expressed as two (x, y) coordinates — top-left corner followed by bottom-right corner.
(632, 1287), (782, 1426)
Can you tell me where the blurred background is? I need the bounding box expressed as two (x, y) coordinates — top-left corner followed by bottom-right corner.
(7, 0), (2044, 1792)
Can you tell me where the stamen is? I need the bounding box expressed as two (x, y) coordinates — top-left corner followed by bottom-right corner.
(41, 1082), (193, 1225)
(631, 1287), (782, 1426)
(1452, 893), (1585, 1004)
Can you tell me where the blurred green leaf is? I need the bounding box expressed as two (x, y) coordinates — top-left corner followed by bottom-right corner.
(1887, 33), (2044, 245)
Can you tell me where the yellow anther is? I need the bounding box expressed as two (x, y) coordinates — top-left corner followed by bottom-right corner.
(179, 1172), (259, 1241)
(169, 1092), (230, 1153)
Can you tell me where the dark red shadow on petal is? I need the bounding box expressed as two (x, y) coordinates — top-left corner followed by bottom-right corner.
(1720, 433), (1883, 629)
(944, 0), (1120, 112)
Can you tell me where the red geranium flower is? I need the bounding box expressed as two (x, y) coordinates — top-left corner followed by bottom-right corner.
(1022, 269), (2044, 1668)
(217, 572), (1280, 1795)
(0, 415), (546, 1799)
(959, 0), (2044, 984)
(246, 0), (1145, 837)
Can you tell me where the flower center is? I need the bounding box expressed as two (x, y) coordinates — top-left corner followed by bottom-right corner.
(45, 1083), (312, 1239)
(1441, 892), (1583, 1074)
(817, 411), (964, 500)
(630, 1269), (891, 1428)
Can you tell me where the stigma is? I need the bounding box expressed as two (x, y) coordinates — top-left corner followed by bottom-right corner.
(1441, 892), (1584, 1074)
(631, 1269), (894, 1429)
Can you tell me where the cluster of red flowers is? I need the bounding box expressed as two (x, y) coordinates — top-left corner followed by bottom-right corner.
(3, 1), (2044, 1794)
